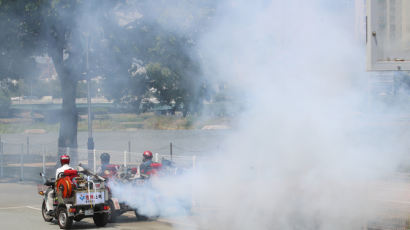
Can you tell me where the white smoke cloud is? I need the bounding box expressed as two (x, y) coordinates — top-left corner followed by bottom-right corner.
(109, 172), (194, 218)
(189, 0), (407, 229)
(107, 0), (410, 229)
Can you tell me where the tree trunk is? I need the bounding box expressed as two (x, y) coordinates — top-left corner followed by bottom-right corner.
(58, 75), (78, 165)
(49, 52), (79, 166)
(46, 18), (82, 167)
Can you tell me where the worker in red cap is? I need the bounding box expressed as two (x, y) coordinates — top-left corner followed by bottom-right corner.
(45, 154), (73, 215)
(139, 150), (153, 175)
(55, 154), (73, 179)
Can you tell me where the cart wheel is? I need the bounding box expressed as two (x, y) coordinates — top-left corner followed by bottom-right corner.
(93, 213), (108, 227)
(107, 200), (118, 223)
(134, 210), (148, 221)
(41, 200), (53, 222)
(57, 206), (73, 229)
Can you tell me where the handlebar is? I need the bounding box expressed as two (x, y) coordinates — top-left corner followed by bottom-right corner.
(44, 180), (54, 186)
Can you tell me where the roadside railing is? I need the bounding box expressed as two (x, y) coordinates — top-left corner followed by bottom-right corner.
(0, 138), (216, 182)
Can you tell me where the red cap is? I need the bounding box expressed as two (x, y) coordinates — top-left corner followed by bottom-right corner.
(143, 150), (153, 159)
(60, 154), (70, 165)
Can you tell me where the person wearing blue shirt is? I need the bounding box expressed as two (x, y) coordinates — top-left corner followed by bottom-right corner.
(140, 150), (153, 176)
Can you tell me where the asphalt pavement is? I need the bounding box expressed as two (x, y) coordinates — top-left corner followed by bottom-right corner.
(0, 182), (198, 230)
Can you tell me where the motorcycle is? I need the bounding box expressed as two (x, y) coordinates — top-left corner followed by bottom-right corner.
(112, 159), (190, 220)
(101, 158), (190, 222)
(38, 166), (110, 229)
(101, 164), (150, 222)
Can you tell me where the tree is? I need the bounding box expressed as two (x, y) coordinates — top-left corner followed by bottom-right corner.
(0, 0), (216, 163)
(101, 1), (215, 116)
(0, 0), (119, 162)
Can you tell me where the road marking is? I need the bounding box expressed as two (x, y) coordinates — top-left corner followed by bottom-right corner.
(0, 206), (27, 210)
(26, 206), (41, 211)
(0, 205), (40, 211)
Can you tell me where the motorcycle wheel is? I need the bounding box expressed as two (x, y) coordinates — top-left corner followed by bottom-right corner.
(107, 200), (118, 223)
(93, 213), (108, 227)
(41, 200), (53, 222)
(57, 206), (73, 229)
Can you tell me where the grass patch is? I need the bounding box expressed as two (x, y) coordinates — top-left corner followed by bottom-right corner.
(143, 115), (193, 129)
(78, 119), (117, 131)
(0, 122), (59, 134)
(0, 113), (231, 133)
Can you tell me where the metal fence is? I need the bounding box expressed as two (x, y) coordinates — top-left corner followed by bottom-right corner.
(0, 136), (213, 182)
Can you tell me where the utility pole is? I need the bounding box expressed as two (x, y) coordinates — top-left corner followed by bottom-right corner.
(86, 34), (94, 170)
(170, 142), (173, 160)
(0, 136), (3, 178)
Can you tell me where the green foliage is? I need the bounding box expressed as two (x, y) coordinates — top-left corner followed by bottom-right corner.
(146, 63), (180, 105)
(76, 81), (87, 98)
(17, 78), (61, 98)
(99, 1), (215, 116)
(0, 0), (216, 121)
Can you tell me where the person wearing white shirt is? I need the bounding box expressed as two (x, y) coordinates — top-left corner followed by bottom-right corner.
(56, 161), (74, 179)
(45, 154), (73, 215)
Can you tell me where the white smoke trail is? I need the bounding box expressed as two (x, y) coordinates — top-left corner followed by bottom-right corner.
(109, 172), (194, 218)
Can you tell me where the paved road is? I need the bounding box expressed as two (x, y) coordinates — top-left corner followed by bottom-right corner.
(3, 180), (410, 230)
(0, 182), (197, 230)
